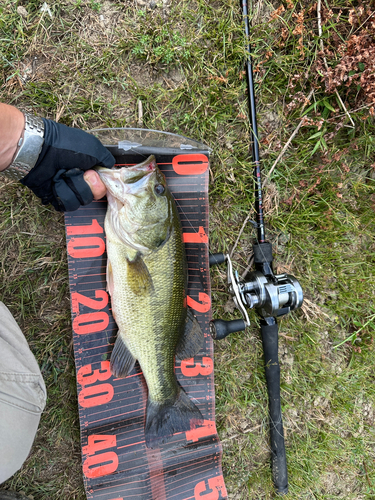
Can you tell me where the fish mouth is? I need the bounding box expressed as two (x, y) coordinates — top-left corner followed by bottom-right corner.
(96, 155), (156, 176)
(120, 155), (157, 179)
(95, 155), (157, 196)
(95, 155), (157, 198)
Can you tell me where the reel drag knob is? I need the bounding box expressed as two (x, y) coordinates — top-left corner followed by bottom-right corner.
(210, 319), (246, 340)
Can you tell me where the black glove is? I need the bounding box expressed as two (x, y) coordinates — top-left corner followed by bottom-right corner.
(21, 119), (115, 211)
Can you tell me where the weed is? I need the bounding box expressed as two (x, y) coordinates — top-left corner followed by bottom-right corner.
(89, 0), (101, 12)
(131, 28), (191, 65)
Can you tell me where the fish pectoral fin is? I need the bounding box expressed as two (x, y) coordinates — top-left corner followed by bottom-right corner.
(110, 335), (136, 378)
(106, 260), (114, 297)
(127, 254), (154, 295)
(175, 308), (204, 360)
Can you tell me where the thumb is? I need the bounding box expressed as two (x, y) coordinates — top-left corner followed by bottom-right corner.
(84, 170), (107, 200)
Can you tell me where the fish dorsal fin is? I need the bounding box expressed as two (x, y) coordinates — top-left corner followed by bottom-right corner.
(176, 309), (204, 360)
(110, 335), (136, 378)
(127, 254), (154, 296)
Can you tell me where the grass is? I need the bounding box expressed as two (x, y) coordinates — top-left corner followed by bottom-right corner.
(1, 0), (375, 498)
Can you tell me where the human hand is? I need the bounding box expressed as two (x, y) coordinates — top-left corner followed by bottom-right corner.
(21, 119), (115, 211)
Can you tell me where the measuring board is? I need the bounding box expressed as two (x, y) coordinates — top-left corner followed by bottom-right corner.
(64, 140), (228, 500)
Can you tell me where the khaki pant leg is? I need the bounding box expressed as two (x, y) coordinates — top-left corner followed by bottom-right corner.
(0, 302), (47, 483)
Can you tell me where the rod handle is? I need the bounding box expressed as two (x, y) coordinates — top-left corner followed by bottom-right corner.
(210, 319), (246, 340)
(260, 318), (288, 495)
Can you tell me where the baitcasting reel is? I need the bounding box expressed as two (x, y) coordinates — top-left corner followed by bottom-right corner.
(209, 244), (303, 340)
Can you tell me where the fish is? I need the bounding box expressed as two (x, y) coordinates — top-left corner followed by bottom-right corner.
(96, 155), (204, 448)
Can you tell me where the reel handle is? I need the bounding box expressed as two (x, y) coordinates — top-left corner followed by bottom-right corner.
(210, 319), (246, 340)
(209, 252), (226, 267)
(260, 317), (288, 495)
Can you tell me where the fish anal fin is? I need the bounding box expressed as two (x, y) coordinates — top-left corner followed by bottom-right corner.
(110, 335), (136, 378)
(127, 254), (154, 296)
(176, 308), (204, 360)
(145, 387), (203, 448)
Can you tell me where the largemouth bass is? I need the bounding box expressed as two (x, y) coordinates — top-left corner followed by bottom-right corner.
(96, 155), (204, 447)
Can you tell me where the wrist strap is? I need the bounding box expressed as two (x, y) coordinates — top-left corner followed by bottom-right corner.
(1, 114), (44, 181)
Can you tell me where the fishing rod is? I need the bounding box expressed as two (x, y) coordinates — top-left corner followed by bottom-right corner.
(209, 0), (303, 495)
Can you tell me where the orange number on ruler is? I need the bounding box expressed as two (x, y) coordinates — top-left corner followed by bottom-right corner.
(66, 219), (103, 236)
(72, 290), (108, 314)
(79, 383), (114, 408)
(194, 476), (227, 500)
(73, 311), (109, 335)
(183, 226), (208, 244)
(77, 361), (112, 386)
(187, 293), (211, 313)
(172, 154), (209, 175)
(83, 451), (118, 478)
(67, 236), (105, 259)
(83, 434), (116, 456)
(186, 420), (216, 442)
(181, 357), (213, 377)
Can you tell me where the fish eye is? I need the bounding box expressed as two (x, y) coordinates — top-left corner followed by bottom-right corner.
(154, 183), (165, 195)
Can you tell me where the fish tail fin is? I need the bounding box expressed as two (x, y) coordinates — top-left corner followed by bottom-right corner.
(145, 389), (203, 448)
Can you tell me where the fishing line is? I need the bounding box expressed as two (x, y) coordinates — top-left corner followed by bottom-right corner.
(173, 196), (210, 252)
